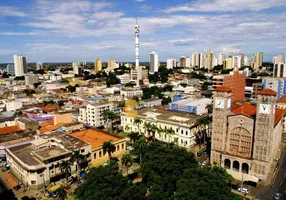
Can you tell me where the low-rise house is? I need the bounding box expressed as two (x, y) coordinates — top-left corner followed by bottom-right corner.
(6, 131), (91, 189)
(71, 129), (126, 166)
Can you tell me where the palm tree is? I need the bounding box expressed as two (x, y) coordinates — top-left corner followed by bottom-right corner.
(69, 150), (85, 176)
(57, 186), (67, 200)
(205, 103), (213, 116)
(121, 153), (133, 175)
(134, 137), (147, 166)
(165, 127), (175, 145)
(60, 160), (71, 184)
(157, 127), (164, 141)
(102, 110), (118, 132)
(195, 116), (211, 148)
(149, 124), (158, 140)
(133, 117), (143, 135)
(143, 122), (150, 137)
(103, 140), (116, 159)
(128, 131), (141, 144)
(102, 110), (111, 129)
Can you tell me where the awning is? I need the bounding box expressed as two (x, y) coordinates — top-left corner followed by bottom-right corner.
(3, 172), (17, 188)
(48, 184), (61, 192)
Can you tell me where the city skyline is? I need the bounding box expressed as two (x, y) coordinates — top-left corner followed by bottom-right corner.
(0, 0), (285, 63)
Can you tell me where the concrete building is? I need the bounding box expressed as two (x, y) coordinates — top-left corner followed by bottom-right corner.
(120, 87), (143, 97)
(73, 62), (79, 75)
(169, 98), (212, 115)
(185, 56), (191, 67)
(117, 74), (131, 85)
(121, 108), (206, 148)
(224, 57), (233, 70)
(167, 58), (176, 69)
(36, 62), (42, 70)
(180, 56), (186, 68)
(211, 87), (283, 182)
(25, 74), (39, 86)
(71, 129), (126, 166)
(206, 50), (213, 70)
(262, 77), (286, 100)
(149, 51), (158, 74)
(273, 63), (286, 77)
(14, 55), (28, 77)
(218, 53), (224, 65)
(108, 59), (116, 69)
(273, 54), (284, 64)
(252, 82), (263, 99)
(213, 68), (246, 102)
(212, 55), (218, 68)
(79, 102), (114, 127)
(6, 131), (91, 189)
(232, 56), (242, 69)
(254, 52), (263, 70)
(244, 56), (250, 66)
(95, 58), (102, 72)
(6, 64), (15, 76)
(6, 101), (23, 111)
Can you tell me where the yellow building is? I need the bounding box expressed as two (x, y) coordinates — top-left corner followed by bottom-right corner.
(223, 58), (233, 70)
(95, 58), (102, 72)
(108, 59), (116, 69)
(206, 50), (213, 70)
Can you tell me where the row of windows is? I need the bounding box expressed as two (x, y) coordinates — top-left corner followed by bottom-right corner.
(94, 143), (125, 159)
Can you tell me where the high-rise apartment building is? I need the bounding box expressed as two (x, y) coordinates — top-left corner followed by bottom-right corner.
(218, 53), (224, 65)
(211, 87), (283, 182)
(212, 68), (246, 101)
(149, 51), (158, 74)
(108, 59), (116, 69)
(180, 56), (186, 67)
(73, 62), (79, 75)
(191, 53), (202, 67)
(223, 58), (233, 70)
(273, 63), (286, 78)
(244, 56), (250, 66)
(14, 55), (27, 77)
(166, 58), (176, 69)
(232, 56), (242, 69)
(212, 55), (218, 68)
(206, 50), (213, 70)
(273, 54), (284, 64)
(95, 58), (102, 72)
(254, 52), (263, 70)
(36, 62), (42, 70)
(185, 56), (191, 67)
(6, 64), (15, 76)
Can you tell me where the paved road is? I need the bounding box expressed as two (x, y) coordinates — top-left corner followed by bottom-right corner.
(256, 147), (286, 200)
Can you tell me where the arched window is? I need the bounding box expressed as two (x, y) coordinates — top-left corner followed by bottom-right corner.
(229, 127), (252, 157)
(94, 152), (96, 159)
(99, 151), (102, 157)
(233, 160), (240, 171)
(224, 159), (231, 169)
(242, 163), (249, 174)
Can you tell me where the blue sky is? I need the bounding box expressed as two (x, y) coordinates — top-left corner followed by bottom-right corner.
(0, 0), (286, 63)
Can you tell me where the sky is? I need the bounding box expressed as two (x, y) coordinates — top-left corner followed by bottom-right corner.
(0, 0), (286, 63)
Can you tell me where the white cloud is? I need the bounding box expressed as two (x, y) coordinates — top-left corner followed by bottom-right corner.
(135, 0), (144, 2)
(0, 6), (27, 17)
(164, 0), (286, 13)
(139, 5), (152, 12)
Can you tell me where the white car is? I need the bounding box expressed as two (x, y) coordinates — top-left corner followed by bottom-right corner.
(237, 187), (249, 194)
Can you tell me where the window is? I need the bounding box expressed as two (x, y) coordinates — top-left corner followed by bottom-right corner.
(81, 149), (85, 153)
(94, 153), (96, 159)
(31, 181), (36, 185)
(117, 145), (120, 151)
(181, 130), (183, 134)
(99, 151), (102, 157)
(122, 144), (124, 149)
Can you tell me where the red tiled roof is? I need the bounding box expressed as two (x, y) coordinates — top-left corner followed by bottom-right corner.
(42, 104), (58, 112)
(0, 125), (22, 135)
(39, 122), (64, 132)
(3, 172), (17, 188)
(214, 86), (232, 92)
(40, 118), (54, 128)
(275, 108), (284, 125)
(231, 103), (257, 117)
(276, 97), (286, 103)
(258, 89), (277, 96)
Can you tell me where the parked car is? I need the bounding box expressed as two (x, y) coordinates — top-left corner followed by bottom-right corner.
(274, 193), (281, 200)
(237, 187), (249, 194)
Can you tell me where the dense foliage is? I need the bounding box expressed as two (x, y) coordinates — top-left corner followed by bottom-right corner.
(75, 142), (235, 200)
(142, 86), (163, 99)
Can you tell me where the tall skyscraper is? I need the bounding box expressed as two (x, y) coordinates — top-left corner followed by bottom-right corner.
(6, 64), (15, 75)
(95, 58), (102, 72)
(212, 55), (218, 68)
(254, 51), (263, 70)
(232, 56), (242, 69)
(166, 58), (176, 69)
(218, 53), (224, 65)
(14, 55), (27, 77)
(135, 19), (140, 69)
(244, 56), (250, 66)
(180, 56), (186, 67)
(36, 62), (42, 70)
(273, 54), (284, 64)
(149, 51), (158, 74)
(185, 56), (191, 67)
(73, 62), (79, 75)
(108, 59), (116, 69)
(206, 50), (213, 70)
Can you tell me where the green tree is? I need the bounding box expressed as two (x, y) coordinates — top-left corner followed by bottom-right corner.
(134, 137), (147, 166)
(103, 140), (116, 159)
(161, 96), (172, 105)
(57, 186), (67, 200)
(128, 131), (141, 144)
(121, 153), (133, 175)
(102, 110), (118, 132)
(60, 160), (71, 183)
(70, 150), (85, 176)
(133, 117), (143, 134)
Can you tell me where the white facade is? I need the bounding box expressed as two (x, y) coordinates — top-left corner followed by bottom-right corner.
(212, 56), (218, 68)
(79, 102), (113, 127)
(6, 101), (23, 111)
(166, 58), (176, 69)
(117, 74), (131, 85)
(185, 56), (191, 67)
(135, 21), (140, 69)
(232, 56), (242, 69)
(73, 62), (79, 75)
(14, 55), (28, 77)
(273, 63), (286, 77)
(36, 62), (42, 70)
(25, 74), (39, 86)
(218, 53), (224, 65)
(244, 56), (250, 66)
(120, 88), (143, 97)
(149, 51), (158, 74)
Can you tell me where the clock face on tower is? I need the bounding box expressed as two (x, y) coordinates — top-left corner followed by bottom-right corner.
(259, 103), (270, 114)
(215, 99), (224, 109)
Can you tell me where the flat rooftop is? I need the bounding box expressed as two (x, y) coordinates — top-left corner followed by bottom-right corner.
(171, 98), (212, 106)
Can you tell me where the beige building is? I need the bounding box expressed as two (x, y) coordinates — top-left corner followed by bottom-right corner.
(6, 131), (91, 189)
(108, 59), (116, 69)
(211, 87), (284, 182)
(254, 51), (263, 70)
(71, 129), (126, 166)
(121, 108), (205, 148)
(206, 50), (213, 70)
(95, 58), (102, 73)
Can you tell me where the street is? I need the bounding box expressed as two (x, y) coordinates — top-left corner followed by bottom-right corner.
(255, 147), (286, 200)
